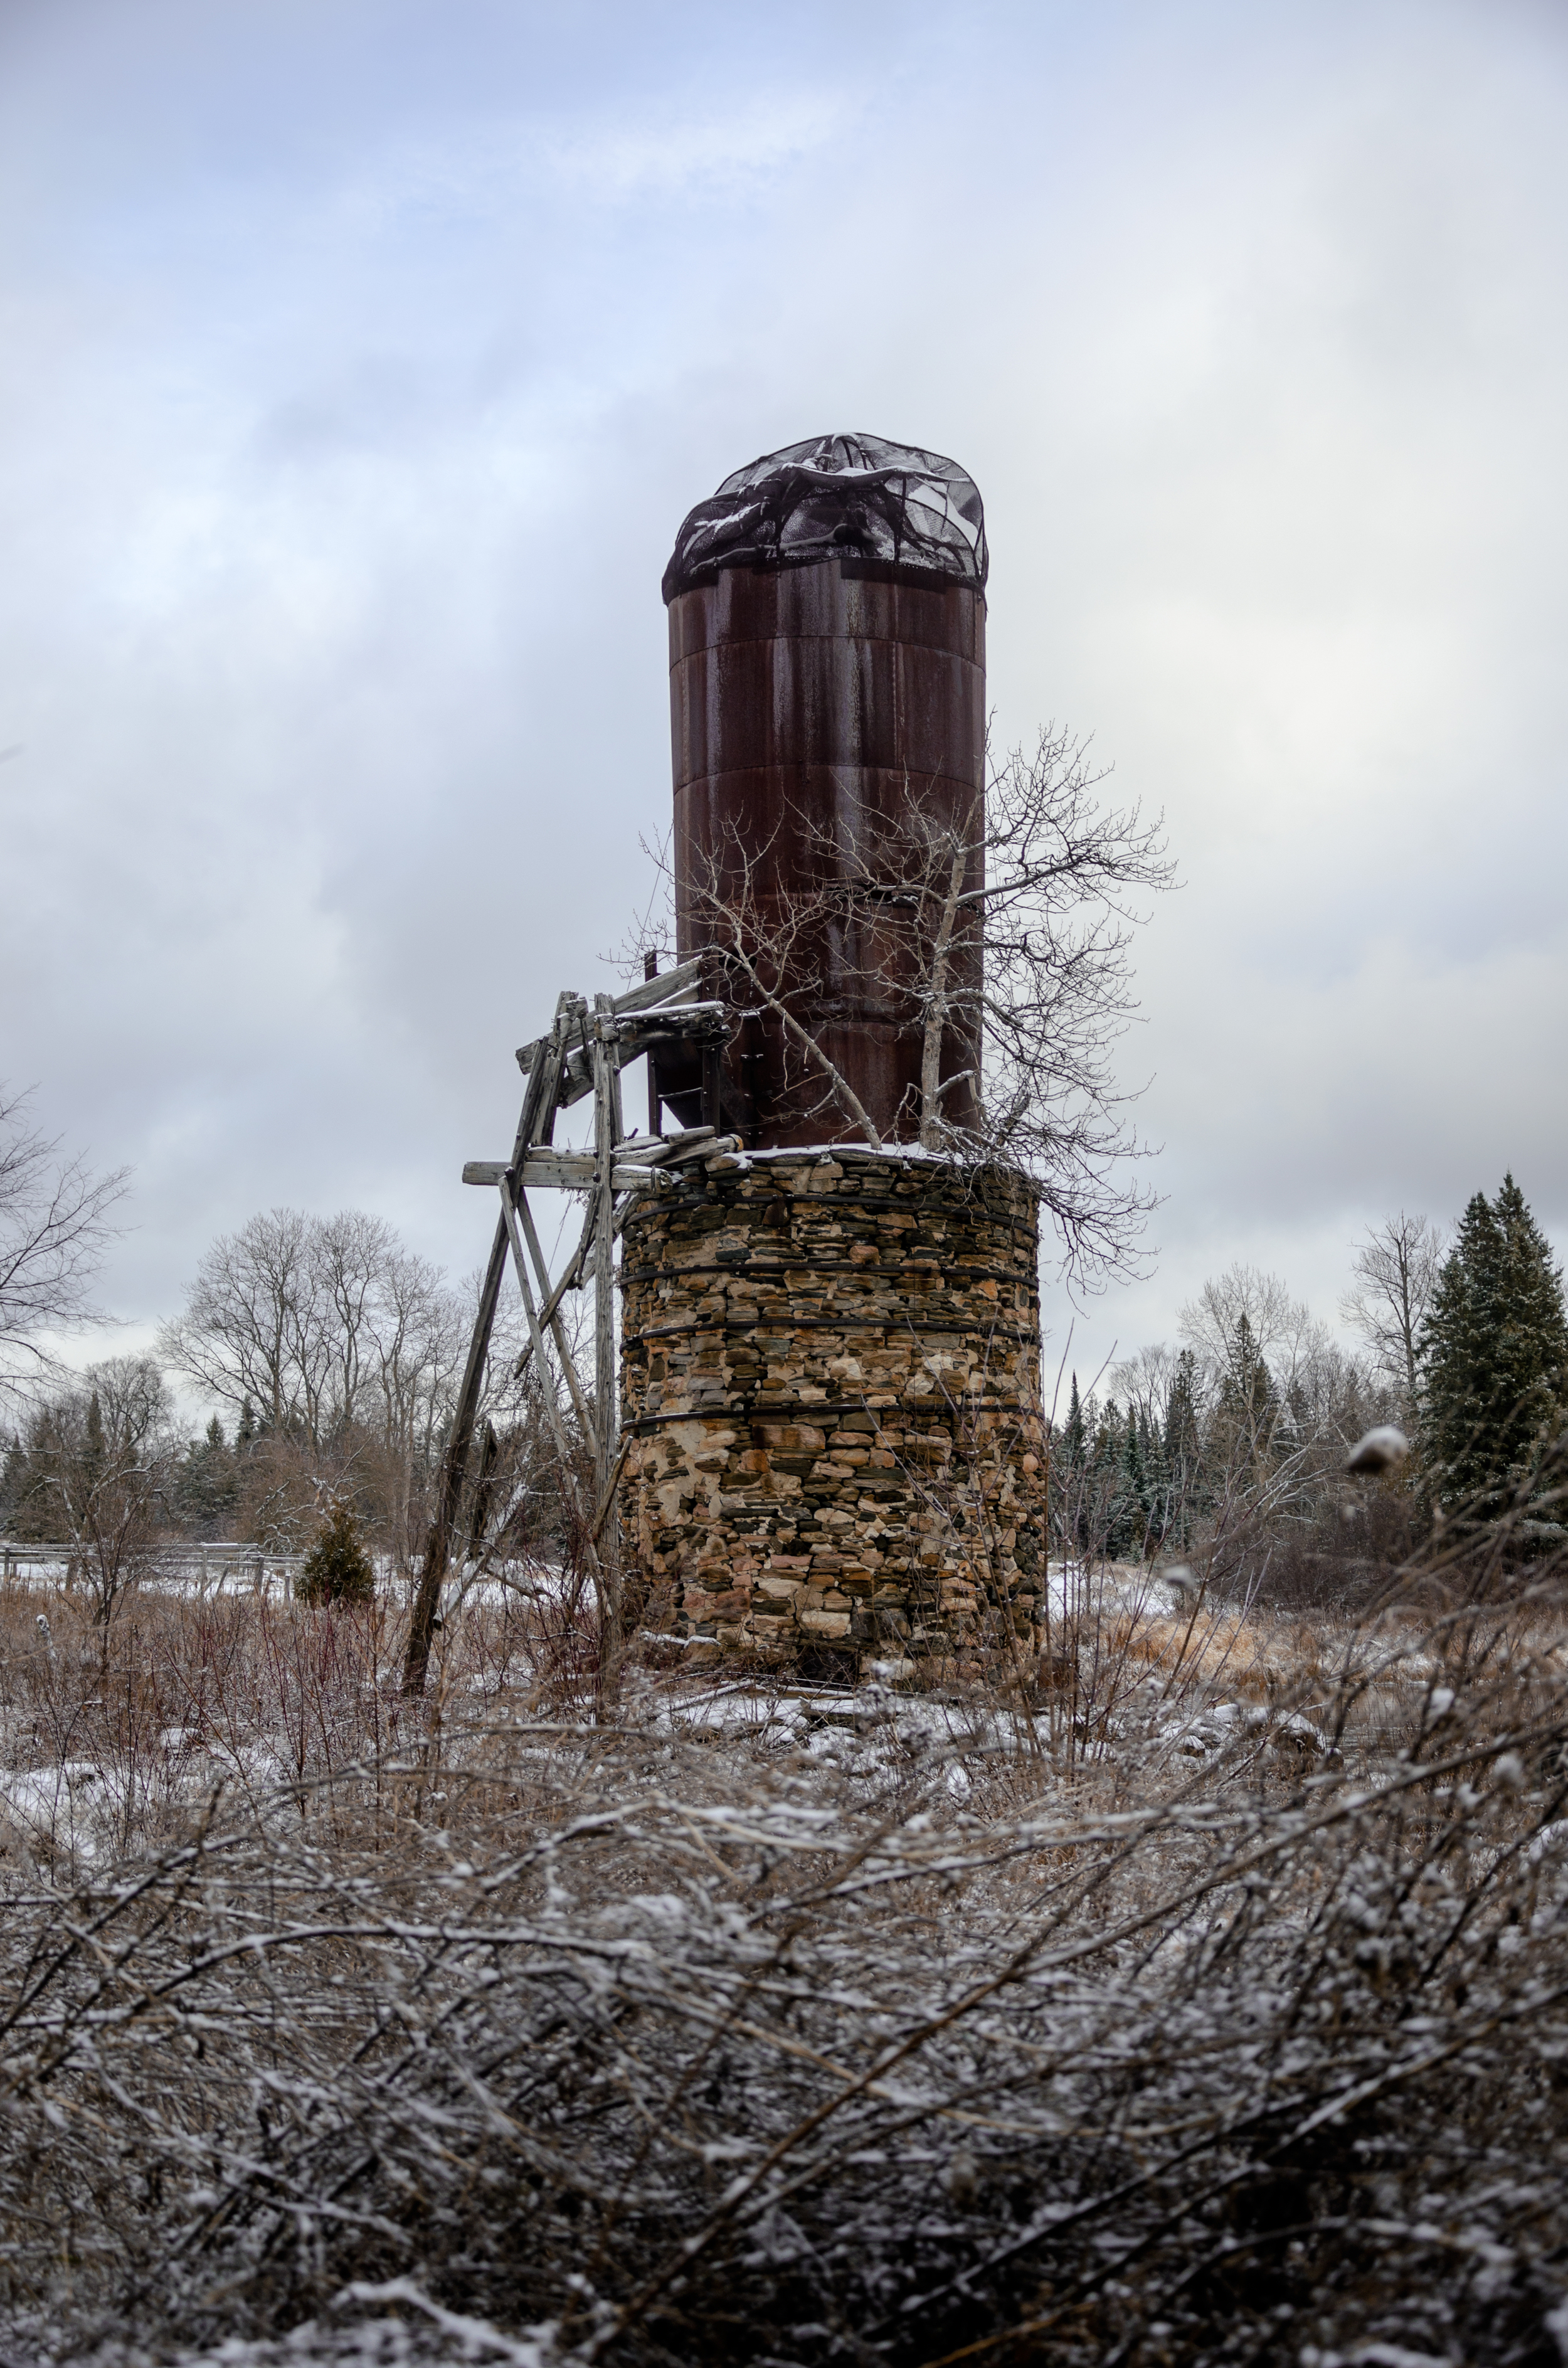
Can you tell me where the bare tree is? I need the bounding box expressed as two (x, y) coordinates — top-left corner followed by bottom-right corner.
(637, 728), (1174, 1287)
(1108, 1341), (1182, 1435)
(160, 1208), (316, 1437)
(671, 825), (887, 1150)
(0, 1087), (128, 1400)
(843, 732), (1172, 1193)
(27, 1356), (176, 1625)
(1340, 1211), (1448, 1411)
(160, 1210), (471, 1562)
(160, 1210), (464, 1449)
(1179, 1265), (1317, 1381)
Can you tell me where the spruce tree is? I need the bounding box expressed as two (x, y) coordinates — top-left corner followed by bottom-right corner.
(297, 1500), (375, 1605)
(1163, 1350), (1204, 1537)
(1419, 1174), (1568, 1514)
(0, 1433), (26, 1530)
(1058, 1374), (1091, 1553)
(1214, 1315), (1281, 1467)
(1061, 1374), (1088, 1472)
(177, 1415), (238, 1537)
(1118, 1411), (1150, 1558)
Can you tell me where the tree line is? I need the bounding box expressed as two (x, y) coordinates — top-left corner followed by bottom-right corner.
(1056, 1176), (1568, 1596)
(0, 1203), (593, 1610)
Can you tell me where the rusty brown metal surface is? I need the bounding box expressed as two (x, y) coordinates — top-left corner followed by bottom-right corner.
(665, 556), (986, 1150)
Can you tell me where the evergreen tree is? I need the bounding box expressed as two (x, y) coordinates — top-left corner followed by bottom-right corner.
(1088, 1400), (1135, 1558)
(177, 1414), (238, 1537)
(297, 1500), (375, 1605)
(1419, 1174), (1568, 1514)
(0, 1433), (27, 1531)
(1138, 1404), (1171, 1550)
(1163, 1349), (1204, 1537)
(1061, 1374), (1088, 1472)
(1057, 1374), (1092, 1553)
(1214, 1314), (1281, 1468)
(1118, 1410), (1150, 1558)
(236, 1396), (257, 1451)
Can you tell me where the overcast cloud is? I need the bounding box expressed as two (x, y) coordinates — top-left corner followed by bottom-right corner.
(3, 0), (1565, 1413)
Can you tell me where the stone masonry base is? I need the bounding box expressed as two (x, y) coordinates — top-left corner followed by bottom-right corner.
(619, 1150), (1047, 1674)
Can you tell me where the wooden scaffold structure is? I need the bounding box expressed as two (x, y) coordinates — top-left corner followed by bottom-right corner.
(401, 958), (733, 1696)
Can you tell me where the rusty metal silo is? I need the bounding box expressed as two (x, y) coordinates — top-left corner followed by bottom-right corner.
(624, 439), (1046, 1679)
(659, 433), (988, 1149)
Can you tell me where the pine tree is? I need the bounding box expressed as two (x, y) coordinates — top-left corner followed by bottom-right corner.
(0, 1433), (27, 1529)
(177, 1415), (238, 1537)
(1088, 1401), (1131, 1558)
(1419, 1174), (1568, 1515)
(1214, 1314), (1281, 1468)
(297, 1500), (375, 1605)
(1056, 1374), (1092, 1553)
(1138, 1404), (1170, 1550)
(1062, 1374), (1088, 1472)
(1163, 1349), (1203, 1537)
(1118, 1411), (1150, 1558)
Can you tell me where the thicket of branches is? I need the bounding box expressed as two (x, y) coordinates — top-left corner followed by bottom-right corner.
(642, 726), (1174, 1287)
(0, 1497), (1567, 2366)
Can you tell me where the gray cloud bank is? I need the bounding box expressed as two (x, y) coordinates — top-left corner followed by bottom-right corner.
(1, 0), (1564, 1403)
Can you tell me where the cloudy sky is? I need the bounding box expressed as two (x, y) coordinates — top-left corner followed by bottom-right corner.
(3, 0), (1565, 1412)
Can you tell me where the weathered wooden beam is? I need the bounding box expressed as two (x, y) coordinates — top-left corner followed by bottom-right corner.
(644, 950), (662, 1132)
(462, 1155), (674, 1192)
(509, 1186), (636, 1387)
(403, 990), (576, 1696)
(591, 991), (620, 1707)
(499, 1186), (595, 1545)
(515, 1001), (728, 1088)
(531, 994), (583, 1147)
(609, 953), (703, 1015)
(513, 1186), (599, 1463)
(664, 1131), (740, 1167)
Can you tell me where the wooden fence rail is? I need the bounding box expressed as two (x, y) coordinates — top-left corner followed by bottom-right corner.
(0, 1541), (309, 1596)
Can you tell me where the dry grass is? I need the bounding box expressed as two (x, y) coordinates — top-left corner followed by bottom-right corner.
(0, 1550), (1565, 2365)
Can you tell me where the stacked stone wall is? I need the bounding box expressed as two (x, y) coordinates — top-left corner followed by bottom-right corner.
(619, 1150), (1047, 1672)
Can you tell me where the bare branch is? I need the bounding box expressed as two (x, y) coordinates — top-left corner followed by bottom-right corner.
(0, 1085), (129, 1398)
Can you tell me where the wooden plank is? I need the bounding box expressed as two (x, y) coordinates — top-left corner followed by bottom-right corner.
(609, 953), (702, 1015)
(468, 1132), (738, 1188)
(499, 1187), (596, 1551)
(403, 989), (571, 1696)
(591, 992), (620, 1699)
(607, 1006), (625, 1145)
(467, 1157), (669, 1189)
(613, 1125), (717, 1164)
(589, 1433), (632, 1543)
(532, 994), (582, 1147)
(513, 1186), (599, 1462)
(516, 1006), (728, 1096)
(644, 950), (662, 1132)
(514, 992), (573, 1149)
(517, 1166), (642, 1374)
(663, 1132), (739, 1167)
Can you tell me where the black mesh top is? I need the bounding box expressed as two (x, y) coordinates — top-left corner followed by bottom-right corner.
(662, 432), (987, 603)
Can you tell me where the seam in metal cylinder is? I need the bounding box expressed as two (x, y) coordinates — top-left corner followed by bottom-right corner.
(660, 434), (988, 1151)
